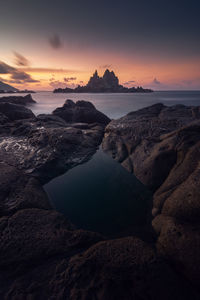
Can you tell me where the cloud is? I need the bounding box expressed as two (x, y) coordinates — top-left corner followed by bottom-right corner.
(10, 71), (39, 83)
(99, 64), (112, 69)
(64, 77), (77, 82)
(49, 80), (66, 88)
(152, 78), (161, 84)
(181, 80), (194, 86)
(13, 52), (30, 66)
(49, 76), (77, 89)
(49, 77), (77, 89)
(49, 34), (63, 49)
(0, 61), (39, 84)
(21, 67), (82, 74)
(123, 80), (136, 85)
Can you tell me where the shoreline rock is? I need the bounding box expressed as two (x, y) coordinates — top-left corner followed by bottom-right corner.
(53, 99), (111, 125)
(0, 94), (36, 105)
(102, 103), (200, 287)
(0, 101), (199, 298)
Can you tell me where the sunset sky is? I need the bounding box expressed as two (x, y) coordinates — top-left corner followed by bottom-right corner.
(0, 0), (199, 91)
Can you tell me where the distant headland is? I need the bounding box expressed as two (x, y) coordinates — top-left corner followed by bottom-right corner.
(0, 81), (35, 94)
(53, 69), (153, 93)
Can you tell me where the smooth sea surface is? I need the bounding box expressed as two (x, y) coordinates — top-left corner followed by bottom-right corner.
(4, 90), (200, 119)
(5, 91), (200, 236)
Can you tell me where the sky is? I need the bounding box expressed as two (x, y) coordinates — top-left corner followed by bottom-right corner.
(0, 0), (199, 90)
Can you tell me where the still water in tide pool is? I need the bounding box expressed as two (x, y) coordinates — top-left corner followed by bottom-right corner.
(44, 148), (152, 237)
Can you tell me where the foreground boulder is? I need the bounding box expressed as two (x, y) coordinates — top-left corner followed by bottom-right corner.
(0, 100), (107, 298)
(0, 102), (35, 122)
(0, 101), (105, 183)
(1, 236), (198, 299)
(102, 103), (200, 286)
(103, 103), (200, 190)
(0, 94), (36, 105)
(53, 99), (111, 125)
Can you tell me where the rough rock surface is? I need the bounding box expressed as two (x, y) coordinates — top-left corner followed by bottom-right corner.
(0, 101), (199, 299)
(53, 99), (111, 125)
(0, 100), (106, 298)
(103, 103), (200, 189)
(0, 112), (105, 183)
(0, 102), (35, 122)
(1, 237), (198, 300)
(0, 94), (36, 105)
(102, 103), (200, 286)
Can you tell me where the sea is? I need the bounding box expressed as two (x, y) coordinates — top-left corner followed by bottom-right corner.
(4, 91), (200, 236)
(7, 90), (200, 119)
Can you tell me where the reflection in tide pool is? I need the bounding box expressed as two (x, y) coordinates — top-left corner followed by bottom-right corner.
(44, 148), (152, 237)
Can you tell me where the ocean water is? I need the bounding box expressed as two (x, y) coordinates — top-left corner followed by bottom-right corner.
(3, 90), (200, 119)
(4, 91), (200, 236)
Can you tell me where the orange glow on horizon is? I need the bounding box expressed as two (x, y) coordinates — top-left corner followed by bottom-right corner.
(0, 48), (200, 91)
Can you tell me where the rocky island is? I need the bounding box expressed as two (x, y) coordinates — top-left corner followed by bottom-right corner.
(0, 95), (199, 299)
(53, 69), (153, 93)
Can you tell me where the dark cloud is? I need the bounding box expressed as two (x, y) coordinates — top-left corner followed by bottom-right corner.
(64, 77), (77, 82)
(99, 64), (112, 69)
(152, 78), (161, 84)
(13, 52), (30, 66)
(123, 80), (135, 85)
(49, 78), (77, 89)
(0, 61), (39, 84)
(181, 80), (194, 86)
(49, 34), (63, 49)
(10, 71), (39, 83)
(21, 67), (81, 74)
(49, 80), (66, 88)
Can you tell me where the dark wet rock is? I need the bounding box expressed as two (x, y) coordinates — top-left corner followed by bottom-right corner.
(1, 236), (199, 300)
(0, 208), (103, 268)
(53, 99), (111, 125)
(103, 103), (200, 190)
(1, 101), (199, 298)
(0, 102), (105, 183)
(0, 163), (51, 216)
(63, 237), (199, 300)
(0, 102), (35, 122)
(152, 215), (200, 285)
(0, 94), (36, 105)
(102, 103), (200, 287)
(0, 98), (108, 297)
(0, 100), (108, 298)
(36, 114), (67, 127)
(0, 112), (9, 124)
(152, 123), (200, 218)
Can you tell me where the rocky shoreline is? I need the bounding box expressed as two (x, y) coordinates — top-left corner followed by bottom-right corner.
(103, 103), (200, 287)
(0, 95), (199, 299)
